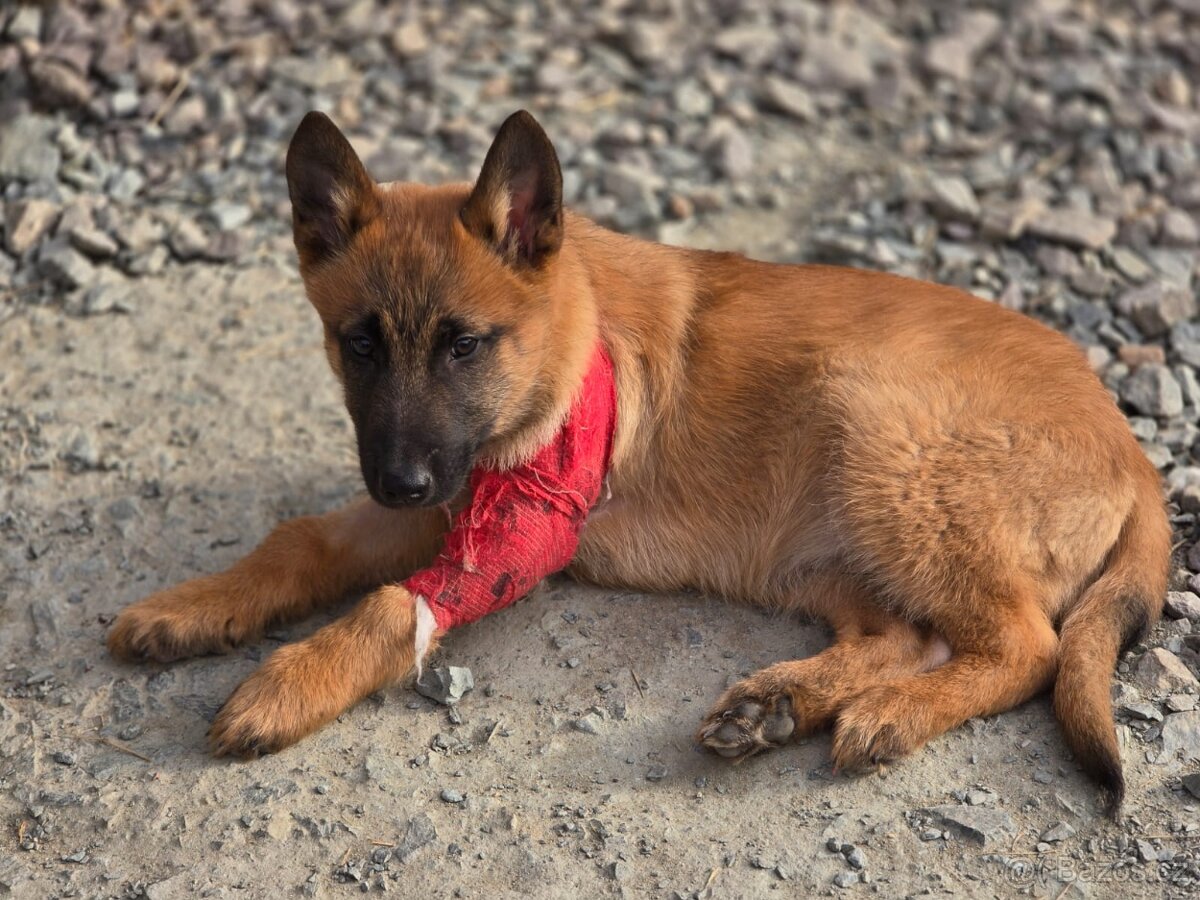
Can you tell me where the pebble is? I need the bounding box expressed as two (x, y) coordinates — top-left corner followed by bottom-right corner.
(1136, 648), (1200, 694)
(415, 666), (474, 705)
(1027, 208), (1117, 250)
(928, 174), (980, 221)
(5, 198), (61, 257)
(38, 239), (96, 290)
(0, 114), (62, 183)
(1120, 365), (1184, 418)
(1164, 592), (1200, 622)
(439, 788), (465, 804)
(920, 805), (1017, 847)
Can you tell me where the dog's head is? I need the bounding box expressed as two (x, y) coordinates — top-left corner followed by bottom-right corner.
(285, 110), (578, 508)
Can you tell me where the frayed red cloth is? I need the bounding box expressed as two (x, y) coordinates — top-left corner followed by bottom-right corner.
(404, 345), (616, 630)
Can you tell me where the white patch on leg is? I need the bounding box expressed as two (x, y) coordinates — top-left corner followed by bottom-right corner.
(414, 595), (436, 678)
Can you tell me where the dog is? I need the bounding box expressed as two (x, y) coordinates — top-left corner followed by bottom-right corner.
(107, 109), (1169, 815)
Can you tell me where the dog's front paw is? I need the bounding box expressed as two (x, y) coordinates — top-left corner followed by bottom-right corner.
(697, 693), (796, 762)
(107, 577), (253, 663)
(208, 645), (346, 757)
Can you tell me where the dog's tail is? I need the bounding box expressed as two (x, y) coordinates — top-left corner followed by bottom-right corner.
(1053, 477), (1169, 818)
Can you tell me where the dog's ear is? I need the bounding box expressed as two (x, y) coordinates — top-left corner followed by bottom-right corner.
(286, 111), (378, 269)
(461, 110), (564, 268)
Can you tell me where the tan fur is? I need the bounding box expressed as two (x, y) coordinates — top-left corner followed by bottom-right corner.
(107, 118), (1169, 813)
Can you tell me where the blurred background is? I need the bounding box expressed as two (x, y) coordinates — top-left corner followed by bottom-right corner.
(2, 2), (1200, 897)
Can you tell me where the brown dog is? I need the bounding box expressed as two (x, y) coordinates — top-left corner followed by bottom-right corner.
(107, 110), (1169, 814)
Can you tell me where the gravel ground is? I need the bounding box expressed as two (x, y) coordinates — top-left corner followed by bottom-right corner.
(2, 1), (1200, 897)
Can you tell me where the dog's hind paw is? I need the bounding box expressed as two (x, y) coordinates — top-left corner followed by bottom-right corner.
(697, 694), (796, 762)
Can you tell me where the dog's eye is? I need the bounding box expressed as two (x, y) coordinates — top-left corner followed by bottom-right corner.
(451, 335), (478, 359)
(348, 335), (373, 357)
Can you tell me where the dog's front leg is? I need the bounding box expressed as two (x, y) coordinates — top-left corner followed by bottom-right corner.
(208, 584), (434, 756)
(107, 497), (445, 663)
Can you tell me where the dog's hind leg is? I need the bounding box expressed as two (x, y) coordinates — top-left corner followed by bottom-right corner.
(698, 573), (949, 761)
(107, 497), (445, 662)
(830, 593), (1057, 773)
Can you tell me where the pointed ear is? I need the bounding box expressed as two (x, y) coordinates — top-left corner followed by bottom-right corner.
(286, 111), (378, 269)
(460, 110), (564, 268)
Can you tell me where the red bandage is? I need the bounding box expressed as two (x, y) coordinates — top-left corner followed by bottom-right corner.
(404, 345), (616, 630)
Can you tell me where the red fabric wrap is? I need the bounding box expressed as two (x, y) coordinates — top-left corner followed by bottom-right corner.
(404, 345), (616, 630)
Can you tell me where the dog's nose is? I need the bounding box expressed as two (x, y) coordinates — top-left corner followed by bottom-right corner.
(379, 465), (434, 505)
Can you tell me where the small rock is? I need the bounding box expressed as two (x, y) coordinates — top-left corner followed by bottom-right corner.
(1116, 283), (1197, 339)
(928, 174), (980, 221)
(846, 847), (866, 870)
(1165, 592), (1200, 622)
(53, 750), (76, 766)
(391, 21), (429, 57)
(1033, 769), (1055, 785)
(1120, 365), (1184, 418)
(5, 198), (60, 256)
(707, 123), (754, 180)
(168, 218), (209, 261)
(1161, 209), (1199, 246)
(1182, 773), (1200, 800)
(415, 666), (474, 705)
(38, 239), (96, 290)
(1028, 207), (1117, 250)
(604, 861), (630, 881)
(574, 711), (604, 735)
(1039, 822), (1076, 843)
(1161, 712), (1200, 762)
(394, 813), (437, 863)
(923, 10), (1001, 81)
(921, 805), (1017, 847)
(833, 871), (860, 888)
(1122, 701), (1164, 722)
(1135, 648), (1199, 694)
(0, 114), (62, 183)
(439, 788), (464, 804)
(28, 58), (93, 108)
(645, 765), (668, 782)
(759, 76), (815, 121)
(69, 225), (120, 259)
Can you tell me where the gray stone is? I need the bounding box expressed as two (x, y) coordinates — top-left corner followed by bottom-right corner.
(759, 76), (815, 121)
(69, 225), (120, 259)
(924, 10), (1001, 81)
(1161, 208), (1199, 246)
(1183, 773), (1200, 800)
(168, 218), (209, 261)
(1116, 283), (1197, 338)
(833, 871), (860, 888)
(28, 58), (93, 108)
(1039, 822), (1076, 843)
(0, 114), (62, 183)
(574, 711), (604, 734)
(38, 239), (96, 289)
(206, 203), (252, 231)
(415, 666), (474, 705)
(1119, 365), (1184, 418)
(1122, 702), (1163, 722)
(601, 165), (663, 222)
(5, 198), (60, 256)
(1165, 592), (1200, 622)
(707, 124), (754, 180)
(928, 174), (980, 221)
(439, 788), (464, 803)
(1028, 207), (1117, 250)
(1135, 648), (1199, 694)
(107, 168), (146, 202)
(1172, 322), (1200, 368)
(921, 805), (1017, 847)
(798, 40), (873, 92)
(1162, 712), (1200, 762)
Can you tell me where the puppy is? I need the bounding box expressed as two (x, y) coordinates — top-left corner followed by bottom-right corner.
(108, 110), (1169, 815)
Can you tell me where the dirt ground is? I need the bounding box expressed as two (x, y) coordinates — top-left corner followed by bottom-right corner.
(3, 1), (1200, 898)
